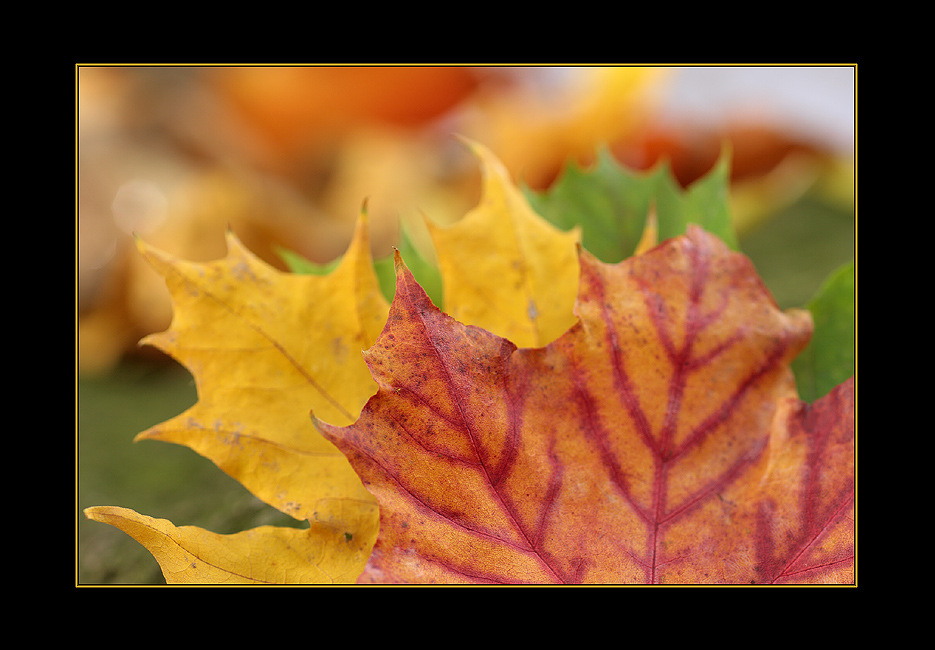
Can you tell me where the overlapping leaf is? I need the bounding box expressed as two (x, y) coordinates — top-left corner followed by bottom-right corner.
(86, 209), (388, 582)
(317, 226), (854, 584)
(284, 139), (583, 349)
(84, 506), (377, 584)
(427, 139), (581, 348)
(84, 141), (587, 583)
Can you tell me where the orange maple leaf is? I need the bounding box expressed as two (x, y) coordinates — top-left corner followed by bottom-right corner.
(316, 226), (854, 584)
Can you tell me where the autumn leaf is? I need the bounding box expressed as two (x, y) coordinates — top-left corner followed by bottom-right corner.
(86, 207), (389, 583)
(316, 225), (854, 584)
(427, 138), (581, 348)
(746, 376), (854, 583)
(83, 505), (377, 584)
(82, 139), (582, 584)
(281, 137), (578, 348)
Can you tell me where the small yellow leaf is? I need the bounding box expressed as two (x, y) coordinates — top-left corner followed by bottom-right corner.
(84, 506), (377, 584)
(134, 209), (387, 525)
(428, 138), (580, 348)
(633, 204), (659, 256)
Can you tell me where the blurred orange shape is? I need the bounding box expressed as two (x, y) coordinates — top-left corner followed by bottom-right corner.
(211, 66), (484, 160)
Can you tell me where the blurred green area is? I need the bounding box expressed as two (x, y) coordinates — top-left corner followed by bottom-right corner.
(76, 182), (854, 586)
(740, 190), (855, 312)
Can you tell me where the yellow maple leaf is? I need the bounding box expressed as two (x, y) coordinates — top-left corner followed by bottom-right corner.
(86, 207), (388, 583)
(429, 139), (581, 348)
(83, 506), (377, 584)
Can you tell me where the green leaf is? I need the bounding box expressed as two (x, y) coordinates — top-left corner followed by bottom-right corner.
(791, 260), (855, 403)
(276, 247), (341, 276)
(524, 146), (738, 262)
(672, 150), (737, 250)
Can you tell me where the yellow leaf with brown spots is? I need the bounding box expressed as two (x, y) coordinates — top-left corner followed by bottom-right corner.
(428, 139), (581, 348)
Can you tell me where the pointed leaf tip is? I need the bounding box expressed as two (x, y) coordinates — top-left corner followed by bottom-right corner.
(393, 247), (406, 274)
(391, 247), (420, 297)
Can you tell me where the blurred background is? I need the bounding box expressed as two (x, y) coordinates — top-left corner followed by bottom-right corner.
(76, 64), (856, 584)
